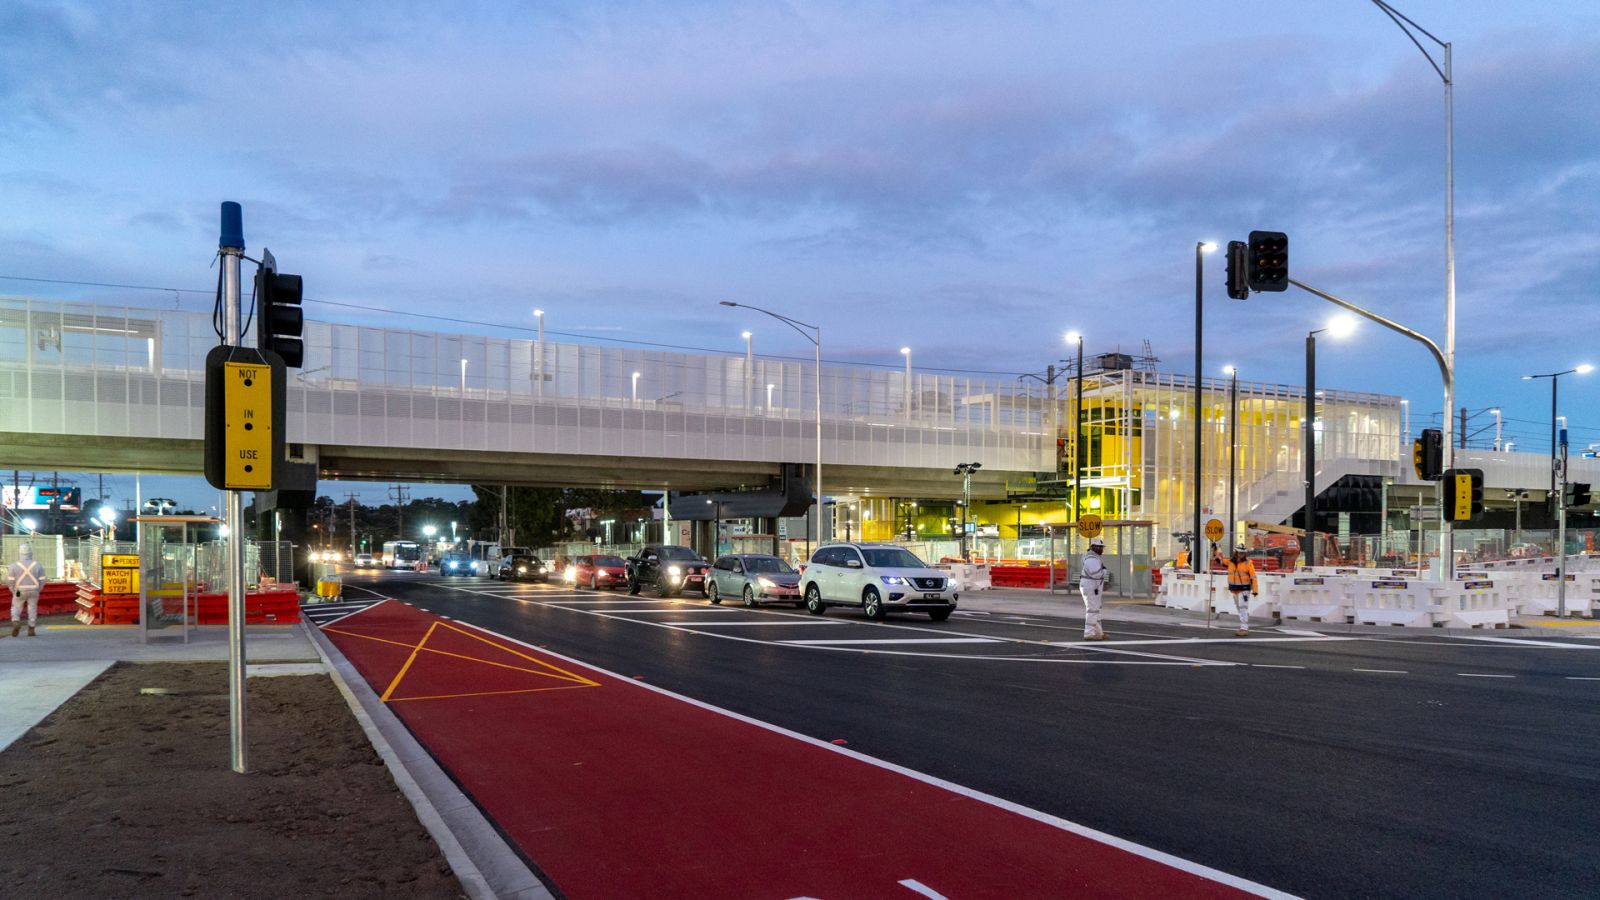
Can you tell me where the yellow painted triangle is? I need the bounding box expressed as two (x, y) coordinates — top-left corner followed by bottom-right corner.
(372, 620), (600, 703)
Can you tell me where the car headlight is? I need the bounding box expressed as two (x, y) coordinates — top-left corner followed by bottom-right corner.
(667, 565), (682, 576)
(757, 577), (776, 588)
(517, 566), (527, 574)
(537, 566), (547, 574)
(597, 571), (609, 578)
(880, 576), (908, 586)
(563, 568), (577, 582)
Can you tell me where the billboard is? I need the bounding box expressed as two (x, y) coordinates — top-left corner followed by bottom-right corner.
(1, 486), (82, 511)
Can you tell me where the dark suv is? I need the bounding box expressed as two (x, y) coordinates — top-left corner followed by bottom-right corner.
(626, 545), (709, 597)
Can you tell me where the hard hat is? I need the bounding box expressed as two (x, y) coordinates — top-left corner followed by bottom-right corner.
(1234, 543), (1247, 552)
(1089, 537), (1105, 548)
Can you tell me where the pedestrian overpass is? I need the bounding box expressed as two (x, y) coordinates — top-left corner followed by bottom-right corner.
(0, 297), (1048, 499)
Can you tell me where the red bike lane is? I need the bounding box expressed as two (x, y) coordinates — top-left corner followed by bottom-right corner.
(321, 599), (1281, 899)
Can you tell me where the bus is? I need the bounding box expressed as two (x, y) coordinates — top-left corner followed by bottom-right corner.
(380, 540), (423, 569)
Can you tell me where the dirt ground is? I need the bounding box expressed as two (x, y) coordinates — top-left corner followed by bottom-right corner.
(0, 662), (465, 899)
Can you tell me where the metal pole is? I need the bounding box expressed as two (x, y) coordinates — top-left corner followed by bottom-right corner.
(745, 331), (753, 410)
(1557, 432), (1568, 617)
(1550, 377), (1559, 499)
(1305, 333), (1316, 568)
(1074, 338), (1084, 527)
(219, 202), (248, 774)
(815, 328), (823, 556)
(535, 309), (545, 398)
(903, 347), (912, 423)
(1193, 242), (1203, 574)
(1229, 369), (1237, 550)
(1443, 42), (1457, 573)
(1494, 409), (1502, 451)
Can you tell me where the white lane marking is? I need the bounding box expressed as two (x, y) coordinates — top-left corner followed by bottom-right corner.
(661, 620), (845, 626)
(1076, 645), (1239, 666)
(1455, 636), (1600, 650)
(899, 880), (950, 900)
(1275, 629), (1328, 637)
(781, 637), (1004, 646)
(591, 607), (736, 614)
(1046, 636), (1354, 648)
(443, 617), (1293, 898)
(1457, 673), (1516, 678)
(1566, 677), (1600, 681)
(310, 600), (390, 627)
(1353, 668), (1408, 674)
(1252, 664), (1306, 669)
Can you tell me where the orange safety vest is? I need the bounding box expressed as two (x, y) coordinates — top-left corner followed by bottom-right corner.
(1175, 549), (1190, 569)
(1221, 557), (1258, 593)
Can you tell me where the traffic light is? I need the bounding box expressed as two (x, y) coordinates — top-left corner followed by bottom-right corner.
(1413, 428), (1443, 481)
(1566, 482), (1592, 507)
(1443, 468), (1484, 521)
(254, 249), (304, 368)
(1224, 240), (1249, 300)
(1246, 230), (1289, 292)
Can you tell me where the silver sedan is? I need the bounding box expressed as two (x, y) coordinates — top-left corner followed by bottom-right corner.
(705, 554), (804, 608)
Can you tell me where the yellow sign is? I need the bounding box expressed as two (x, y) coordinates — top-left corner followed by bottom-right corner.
(1205, 518), (1225, 542)
(1452, 472), (1472, 521)
(101, 553), (140, 596)
(1076, 514), (1103, 538)
(223, 360), (273, 489)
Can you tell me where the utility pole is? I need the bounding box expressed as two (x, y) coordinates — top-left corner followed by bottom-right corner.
(345, 493), (359, 556)
(388, 484), (410, 540)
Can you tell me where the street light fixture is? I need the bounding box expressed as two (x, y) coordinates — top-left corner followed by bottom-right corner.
(1304, 317), (1358, 567)
(1193, 240), (1218, 573)
(21, 516), (37, 534)
(722, 300), (824, 557)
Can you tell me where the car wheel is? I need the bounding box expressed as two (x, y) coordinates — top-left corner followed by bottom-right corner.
(628, 577), (640, 595)
(804, 583), (826, 616)
(862, 586), (885, 621)
(658, 582), (676, 598)
(590, 575), (600, 590)
(742, 584), (757, 608)
(708, 581), (721, 604)
(928, 608), (953, 622)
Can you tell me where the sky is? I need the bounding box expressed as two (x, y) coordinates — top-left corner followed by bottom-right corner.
(3, 0), (1599, 513)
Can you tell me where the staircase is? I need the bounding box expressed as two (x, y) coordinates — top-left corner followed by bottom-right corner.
(1233, 457), (1401, 527)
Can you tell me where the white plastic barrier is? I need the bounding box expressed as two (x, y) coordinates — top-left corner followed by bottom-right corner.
(1431, 578), (1513, 629)
(1277, 575), (1354, 624)
(1349, 578), (1434, 628)
(1511, 571), (1600, 618)
(1160, 572), (1223, 612)
(942, 563), (992, 592)
(1208, 579), (1278, 620)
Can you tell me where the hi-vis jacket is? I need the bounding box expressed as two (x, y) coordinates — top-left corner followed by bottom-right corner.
(1219, 557), (1258, 593)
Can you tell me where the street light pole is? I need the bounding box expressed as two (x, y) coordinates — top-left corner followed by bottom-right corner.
(743, 331), (754, 409)
(1524, 364), (1593, 616)
(1193, 242), (1217, 573)
(721, 301), (824, 558)
(1305, 333), (1318, 568)
(1065, 332), (1084, 528)
(533, 308), (545, 397)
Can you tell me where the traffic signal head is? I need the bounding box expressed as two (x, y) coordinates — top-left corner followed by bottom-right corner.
(1445, 468), (1485, 521)
(1414, 428), (1444, 481)
(1224, 240), (1249, 300)
(254, 255), (304, 368)
(1567, 482), (1592, 507)
(1246, 230), (1289, 292)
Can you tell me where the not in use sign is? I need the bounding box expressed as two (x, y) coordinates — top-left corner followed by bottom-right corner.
(223, 360), (273, 489)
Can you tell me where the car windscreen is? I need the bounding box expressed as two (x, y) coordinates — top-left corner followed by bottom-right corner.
(594, 555), (625, 566)
(658, 546), (701, 561)
(743, 557), (794, 574)
(860, 548), (927, 569)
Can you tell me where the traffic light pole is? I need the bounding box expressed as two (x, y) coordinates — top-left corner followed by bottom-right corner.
(1288, 278), (1454, 581)
(1557, 435), (1568, 617)
(218, 202), (249, 773)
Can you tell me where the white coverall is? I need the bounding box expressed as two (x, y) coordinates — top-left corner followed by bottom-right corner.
(9, 543), (46, 630)
(1079, 549), (1107, 639)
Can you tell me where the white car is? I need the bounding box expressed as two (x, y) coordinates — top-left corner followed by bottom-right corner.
(353, 553), (376, 569)
(800, 543), (957, 621)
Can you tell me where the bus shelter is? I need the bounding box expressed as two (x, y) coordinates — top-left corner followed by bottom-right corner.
(131, 515), (220, 644)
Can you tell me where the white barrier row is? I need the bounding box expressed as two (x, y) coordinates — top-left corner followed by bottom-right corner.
(1157, 567), (1516, 628)
(938, 563), (992, 592)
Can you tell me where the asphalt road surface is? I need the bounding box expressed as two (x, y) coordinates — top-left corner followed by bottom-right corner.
(330, 571), (1600, 899)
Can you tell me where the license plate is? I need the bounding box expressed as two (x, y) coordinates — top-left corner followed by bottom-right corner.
(923, 593), (942, 600)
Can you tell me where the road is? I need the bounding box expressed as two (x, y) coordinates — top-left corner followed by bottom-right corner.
(323, 570), (1600, 899)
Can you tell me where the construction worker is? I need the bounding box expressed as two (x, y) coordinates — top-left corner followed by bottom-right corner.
(1215, 543), (1259, 637)
(1079, 537), (1108, 641)
(1174, 541), (1191, 571)
(8, 543), (46, 637)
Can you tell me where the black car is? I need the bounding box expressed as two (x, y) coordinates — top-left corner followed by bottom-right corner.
(498, 554), (549, 583)
(625, 545), (709, 597)
(439, 552), (475, 577)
